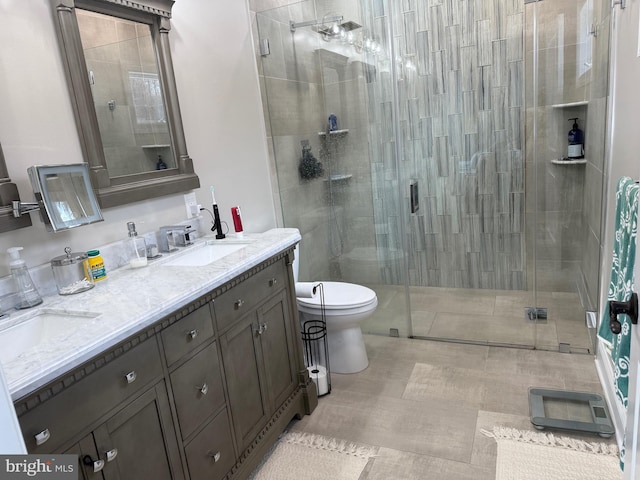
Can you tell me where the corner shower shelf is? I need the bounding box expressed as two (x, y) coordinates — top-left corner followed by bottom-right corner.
(551, 101), (589, 109)
(551, 158), (587, 165)
(318, 129), (349, 136)
(324, 174), (353, 182)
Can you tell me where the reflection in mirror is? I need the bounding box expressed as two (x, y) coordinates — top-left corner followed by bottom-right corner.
(76, 9), (175, 176)
(28, 164), (103, 232)
(51, 0), (199, 208)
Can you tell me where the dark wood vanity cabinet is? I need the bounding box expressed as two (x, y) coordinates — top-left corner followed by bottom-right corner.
(14, 248), (316, 480)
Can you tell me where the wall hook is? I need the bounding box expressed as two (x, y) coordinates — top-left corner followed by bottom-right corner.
(609, 292), (638, 334)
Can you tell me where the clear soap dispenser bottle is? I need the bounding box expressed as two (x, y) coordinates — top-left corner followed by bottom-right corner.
(126, 222), (148, 268)
(7, 247), (43, 309)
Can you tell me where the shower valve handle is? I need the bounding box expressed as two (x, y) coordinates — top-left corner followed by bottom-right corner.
(609, 292), (638, 335)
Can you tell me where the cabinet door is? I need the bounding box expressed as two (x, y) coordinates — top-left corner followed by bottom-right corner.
(258, 290), (297, 411)
(64, 434), (104, 480)
(219, 314), (268, 451)
(93, 383), (183, 480)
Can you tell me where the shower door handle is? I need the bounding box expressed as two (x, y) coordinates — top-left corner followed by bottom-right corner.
(609, 292), (638, 335)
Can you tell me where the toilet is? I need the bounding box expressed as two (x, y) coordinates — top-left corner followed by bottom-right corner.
(293, 246), (378, 374)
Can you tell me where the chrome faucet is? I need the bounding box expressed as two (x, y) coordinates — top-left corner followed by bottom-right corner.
(158, 225), (197, 252)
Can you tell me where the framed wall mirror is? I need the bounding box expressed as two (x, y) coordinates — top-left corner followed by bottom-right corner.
(51, 0), (200, 208)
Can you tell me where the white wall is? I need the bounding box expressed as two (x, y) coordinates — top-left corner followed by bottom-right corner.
(0, 0), (275, 276)
(596, 0), (640, 445)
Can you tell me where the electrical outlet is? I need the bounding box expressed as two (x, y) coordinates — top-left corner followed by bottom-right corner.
(184, 192), (197, 219)
(190, 204), (201, 217)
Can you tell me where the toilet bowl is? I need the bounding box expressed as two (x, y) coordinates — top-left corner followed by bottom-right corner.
(297, 281), (378, 374)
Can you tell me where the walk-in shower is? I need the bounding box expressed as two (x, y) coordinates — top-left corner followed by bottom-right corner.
(253, 0), (611, 354)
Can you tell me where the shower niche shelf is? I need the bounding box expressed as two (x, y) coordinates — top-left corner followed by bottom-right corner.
(551, 158), (587, 165)
(318, 129), (349, 136)
(551, 101), (588, 109)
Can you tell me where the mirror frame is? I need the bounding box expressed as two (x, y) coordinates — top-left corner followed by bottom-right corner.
(0, 142), (32, 233)
(51, 0), (200, 209)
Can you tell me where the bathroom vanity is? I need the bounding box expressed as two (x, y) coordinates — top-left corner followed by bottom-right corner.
(2, 229), (317, 479)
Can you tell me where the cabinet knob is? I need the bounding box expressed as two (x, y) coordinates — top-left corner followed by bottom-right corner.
(188, 329), (199, 340)
(83, 455), (104, 473)
(269, 278), (278, 287)
(208, 451), (221, 463)
(234, 299), (245, 309)
(124, 371), (137, 384)
(105, 448), (118, 462)
(34, 428), (50, 446)
(197, 383), (209, 395)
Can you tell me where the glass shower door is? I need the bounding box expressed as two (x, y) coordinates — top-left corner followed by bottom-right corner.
(253, 1), (410, 337)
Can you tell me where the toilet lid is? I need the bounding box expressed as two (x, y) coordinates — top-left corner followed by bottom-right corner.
(296, 282), (377, 310)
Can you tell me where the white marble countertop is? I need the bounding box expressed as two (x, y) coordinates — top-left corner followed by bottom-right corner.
(0, 228), (300, 401)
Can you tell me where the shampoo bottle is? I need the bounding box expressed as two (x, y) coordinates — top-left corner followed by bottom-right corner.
(567, 118), (584, 159)
(126, 222), (148, 268)
(7, 247), (43, 309)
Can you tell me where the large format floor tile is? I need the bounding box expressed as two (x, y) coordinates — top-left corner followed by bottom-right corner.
(287, 335), (615, 479)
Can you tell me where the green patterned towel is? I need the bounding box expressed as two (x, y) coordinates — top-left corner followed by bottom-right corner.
(597, 176), (638, 470)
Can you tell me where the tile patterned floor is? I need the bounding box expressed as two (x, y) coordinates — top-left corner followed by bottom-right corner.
(289, 335), (616, 479)
(362, 285), (595, 353)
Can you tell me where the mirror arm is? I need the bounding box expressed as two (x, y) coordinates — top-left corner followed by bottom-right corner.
(12, 201), (40, 218)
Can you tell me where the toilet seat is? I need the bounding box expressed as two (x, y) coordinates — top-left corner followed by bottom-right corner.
(296, 282), (377, 310)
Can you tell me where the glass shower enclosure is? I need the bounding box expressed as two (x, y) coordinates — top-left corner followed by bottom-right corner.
(253, 0), (610, 353)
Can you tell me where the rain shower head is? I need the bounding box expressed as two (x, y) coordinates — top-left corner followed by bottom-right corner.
(317, 20), (362, 36)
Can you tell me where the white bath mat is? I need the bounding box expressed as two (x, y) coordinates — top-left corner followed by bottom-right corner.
(249, 431), (377, 480)
(482, 426), (621, 480)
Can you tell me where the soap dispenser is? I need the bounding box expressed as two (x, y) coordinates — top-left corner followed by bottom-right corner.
(7, 247), (43, 309)
(126, 222), (148, 268)
(567, 118), (584, 159)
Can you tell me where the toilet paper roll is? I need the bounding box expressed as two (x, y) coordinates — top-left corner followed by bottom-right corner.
(295, 282), (320, 298)
(307, 365), (329, 396)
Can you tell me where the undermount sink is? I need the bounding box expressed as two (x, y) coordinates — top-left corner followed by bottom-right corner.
(0, 309), (101, 365)
(162, 241), (249, 267)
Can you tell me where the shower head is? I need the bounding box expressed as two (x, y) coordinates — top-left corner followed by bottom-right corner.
(317, 20), (362, 37)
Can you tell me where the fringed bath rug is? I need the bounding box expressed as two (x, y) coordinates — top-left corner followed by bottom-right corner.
(249, 431), (377, 480)
(482, 427), (621, 480)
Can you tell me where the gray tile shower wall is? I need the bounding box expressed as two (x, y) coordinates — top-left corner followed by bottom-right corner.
(363, 0), (526, 289)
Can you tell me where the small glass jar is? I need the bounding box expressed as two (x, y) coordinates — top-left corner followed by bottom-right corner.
(51, 247), (94, 295)
(87, 249), (107, 282)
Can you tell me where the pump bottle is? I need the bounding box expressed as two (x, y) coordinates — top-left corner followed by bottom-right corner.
(126, 222), (148, 268)
(567, 118), (584, 159)
(7, 247), (43, 309)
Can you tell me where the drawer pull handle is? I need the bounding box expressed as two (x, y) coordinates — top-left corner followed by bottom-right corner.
(35, 428), (50, 446)
(208, 451), (221, 463)
(198, 383), (209, 395)
(125, 371), (137, 384)
(105, 448), (118, 462)
(83, 455), (104, 473)
(188, 329), (199, 340)
(256, 323), (268, 335)
(234, 299), (245, 309)
(269, 278), (278, 286)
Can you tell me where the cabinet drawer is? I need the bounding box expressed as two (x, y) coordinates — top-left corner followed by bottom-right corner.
(185, 409), (235, 480)
(20, 337), (163, 454)
(162, 304), (214, 366)
(170, 342), (225, 440)
(214, 259), (287, 332)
